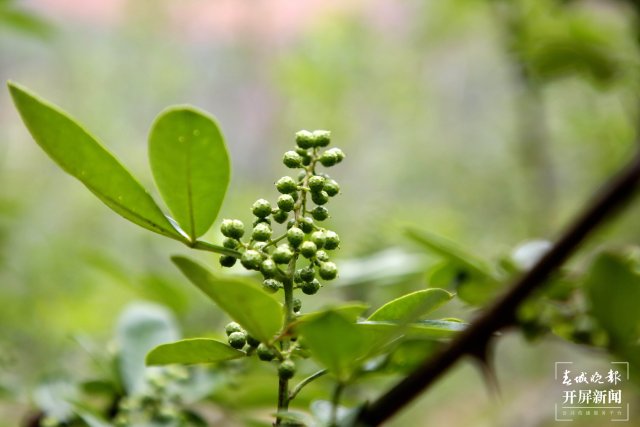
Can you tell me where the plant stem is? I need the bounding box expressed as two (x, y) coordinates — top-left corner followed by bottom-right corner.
(276, 258), (297, 425)
(330, 382), (346, 427)
(357, 151), (640, 425)
(189, 240), (241, 257)
(289, 369), (328, 401)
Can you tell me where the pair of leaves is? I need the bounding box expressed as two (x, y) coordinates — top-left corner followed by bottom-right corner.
(297, 288), (457, 381)
(8, 82), (229, 243)
(146, 257), (283, 366)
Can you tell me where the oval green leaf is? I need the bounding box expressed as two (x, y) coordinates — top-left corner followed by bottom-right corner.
(146, 338), (245, 366)
(358, 319), (466, 340)
(368, 289), (453, 322)
(149, 107), (230, 240)
(7, 82), (183, 241)
(172, 256), (283, 343)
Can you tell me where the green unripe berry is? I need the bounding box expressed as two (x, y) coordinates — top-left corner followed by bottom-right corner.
(221, 219), (245, 239)
(278, 359), (296, 379)
(324, 179), (340, 197)
(252, 199), (272, 218)
(276, 176), (298, 194)
(316, 250), (329, 262)
(272, 244), (294, 264)
(324, 231), (340, 250)
(262, 279), (281, 293)
(252, 222), (272, 241)
(296, 147), (309, 157)
(319, 150), (338, 167)
(283, 150), (303, 168)
(287, 227), (305, 248)
(260, 258), (278, 278)
(223, 237), (240, 249)
(299, 266), (315, 282)
(299, 217), (314, 233)
(301, 155), (312, 166)
(300, 241), (318, 259)
(228, 332), (246, 349)
(310, 231), (326, 249)
(241, 250), (262, 270)
(277, 194), (295, 212)
(319, 262), (338, 280)
(308, 175), (326, 193)
(311, 206), (329, 221)
(297, 170), (307, 181)
(272, 209), (289, 224)
(293, 270), (303, 284)
(253, 241), (267, 251)
(301, 279), (321, 295)
(257, 343), (275, 361)
(326, 147), (345, 163)
(313, 130), (331, 147)
(293, 298), (302, 312)
(225, 322), (244, 336)
(295, 130), (315, 149)
(311, 190), (329, 206)
(246, 335), (260, 348)
(219, 255), (237, 268)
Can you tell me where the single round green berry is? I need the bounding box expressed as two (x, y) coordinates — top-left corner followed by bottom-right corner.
(257, 343), (275, 361)
(300, 241), (318, 259)
(319, 150), (338, 167)
(295, 147), (309, 157)
(287, 227), (305, 248)
(319, 262), (338, 280)
(273, 209), (289, 224)
(252, 199), (272, 218)
(308, 175), (326, 193)
(253, 241), (267, 251)
(246, 335), (260, 348)
(310, 231), (326, 249)
(293, 298), (302, 312)
(293, 270), (303, 284)
(241, 250), (262, 270)
(277, 194), (295, 212)
(263, 279), (281, 293)
(228, 331), (247, 349)
(272, 244), (294, 264)
(301, 279), (321, 295)
(223, 237), (240, 249)
(260, 258), (278, 278)
(221, 219), (245, 239)
(324, 231), (340, 250)
(253, 217), (271, 227)
(299, 266), (315, 282)
(311, 190), (329, 206)
(326, 147), (345, 163)
(324, 179), (340, 197)
(219, 255), (237, 268)
(297, 170), (307, 181)
(311, 206), (329, 221)
(278, 359), (296, 379)
(316, 250), (329, 262)
(301, 155), (312, 166)
(225, 322), (244, 336)
(276, 176), (298, 194)
(283, 150), (303, 168)
(295, 130), (314, 149)
(299, 217), (314, 233)
(252, 222), (272, 242)
(313, 130), (331, 147)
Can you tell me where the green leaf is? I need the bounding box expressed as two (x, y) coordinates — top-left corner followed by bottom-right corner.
(7, 82), (184, 241)
(299, 303), (369, 323)
(368, 289), (453, 322)
(585, 251), (640, 348)
(149, 107), (230, 240)
(406, 228), (493, 278)
(172, 256), (283, 343)
(146, 338), (245, 366)
(358, 319), (466, 340)
(297, 311), (383, 382)
(116, 302), (180, 394)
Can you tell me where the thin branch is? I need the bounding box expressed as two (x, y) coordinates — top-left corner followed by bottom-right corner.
(356, 151), (640, 426)
(189, 240), (241, 257)
(289, 369), (328, 401)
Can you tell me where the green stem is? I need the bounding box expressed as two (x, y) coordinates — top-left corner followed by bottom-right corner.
(275, 257), (297, 425)
(289, 369), (328, 401)
(189, 240), (241, 257)
(330, 382), (346, 427)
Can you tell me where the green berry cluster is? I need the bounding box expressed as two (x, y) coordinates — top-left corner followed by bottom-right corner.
(218, 130), (343, 299)
(224, 321), (260, 350)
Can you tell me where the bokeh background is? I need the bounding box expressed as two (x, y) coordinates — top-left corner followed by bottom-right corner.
(1, 0), (640, 426)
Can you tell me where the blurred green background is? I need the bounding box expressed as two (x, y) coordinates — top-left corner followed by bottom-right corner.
(1, 0), (640, 425)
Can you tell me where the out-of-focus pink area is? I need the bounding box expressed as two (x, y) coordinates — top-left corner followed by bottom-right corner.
(27, 0), (382, 43)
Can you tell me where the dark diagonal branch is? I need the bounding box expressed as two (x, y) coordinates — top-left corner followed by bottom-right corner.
(356, 150), (640, 426)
